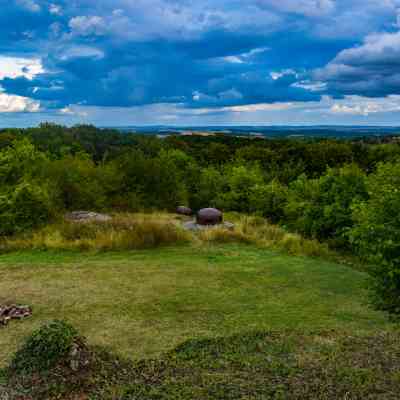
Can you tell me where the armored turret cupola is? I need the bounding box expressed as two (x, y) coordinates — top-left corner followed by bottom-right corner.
(196, 208), (223, 226)
(176, 206), (193, 216)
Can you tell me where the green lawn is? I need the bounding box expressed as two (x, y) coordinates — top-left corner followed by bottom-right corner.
(0, 244), (391, 368)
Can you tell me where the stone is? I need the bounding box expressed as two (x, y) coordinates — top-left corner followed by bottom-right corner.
(176, 206), (193, 216)
(68, 340), (91, 372)
(196, 208), (223, 226)
(183, 221), (235, 232)
(0, 305), (32, 327)
(65, 211), (112, 223)
(223, 222), (235, 231)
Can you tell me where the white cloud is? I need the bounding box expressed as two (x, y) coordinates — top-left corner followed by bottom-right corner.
(270, 69), (297, 80)
(69, 16), (106, 36)
(49, 3), (62, 15)
(330, 95), (400, 115)
(222, 47), (269, 64)
(335, 30), (400, 65)
(79, 1), (281, 41)
(224, 102), (295, 112)
(59, 106), (88, 117)
(0, 57), (44, 80)
(223, 56), (244, 64)
(16, 0), (40, 12)
(258, 0), (335, 17)
(0, 93), (40, 113)
(292, 80), (327, 91)
(190, 102), (296, 115)
(58, 46), (104, 60)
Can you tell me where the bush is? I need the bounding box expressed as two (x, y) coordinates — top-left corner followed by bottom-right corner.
(249, 179), (288, 223)
(0, 181), (54, 235)
(284, 164), (367, 245)
(217, 164), (264, 213)
(349, 161), (400, 316)
(190, 166), (225, 211)
(49, 154), (108, 211)
(0, 139), (55, 235)
(114, 150), (188, 211)
(11, 320), (81, 373)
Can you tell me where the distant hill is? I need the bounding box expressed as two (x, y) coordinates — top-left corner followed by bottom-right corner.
(107, 125), (400, 140)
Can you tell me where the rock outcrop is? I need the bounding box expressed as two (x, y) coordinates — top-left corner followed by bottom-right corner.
(65, 211), (111, 223)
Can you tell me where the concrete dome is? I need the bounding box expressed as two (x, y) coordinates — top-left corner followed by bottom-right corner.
(196, 208), (223, 226)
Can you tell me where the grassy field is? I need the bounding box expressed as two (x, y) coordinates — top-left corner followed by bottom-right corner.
(0, 243), (391, 369)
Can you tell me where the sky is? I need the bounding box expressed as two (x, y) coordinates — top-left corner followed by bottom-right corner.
(2, 0), (400, 126)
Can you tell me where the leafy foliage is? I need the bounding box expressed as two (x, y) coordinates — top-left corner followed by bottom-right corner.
(285, 164), (368, 246)
(11, 320), (80, 373)
(0, 181), (53, 235)
(350, 161), (400, 315)
(0, 139), (55, 234)
(249, 179), (288, 223)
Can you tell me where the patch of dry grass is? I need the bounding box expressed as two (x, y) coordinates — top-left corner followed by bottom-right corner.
(1, 212), (333, 260)
(2, 213), (191, 252)
(207, 213), (331, 258)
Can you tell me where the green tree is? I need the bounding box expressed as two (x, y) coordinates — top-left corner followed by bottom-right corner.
(249, 179), (288, 223)
(349, 161), (400, 316)
(115, 149), (187, 211)
(218, 164), (264, 213)
(191, 166), (225, 211)
(285, 164), (367, 244)
(0, 139), (55, 234)
(48, 153), (108, 210)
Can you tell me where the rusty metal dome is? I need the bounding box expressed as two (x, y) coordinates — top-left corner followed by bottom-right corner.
(196, 208), (223, 226)
(176, 206), (193, 216)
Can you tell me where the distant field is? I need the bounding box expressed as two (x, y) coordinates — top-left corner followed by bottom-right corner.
(0, 244), (391, 368)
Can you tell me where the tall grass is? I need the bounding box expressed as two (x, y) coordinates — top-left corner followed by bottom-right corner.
(2, 212), (331, 258)
(3, 213), (191, 252)
(200, 213), (331, 258)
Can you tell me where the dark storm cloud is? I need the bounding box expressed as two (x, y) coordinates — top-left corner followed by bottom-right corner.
(1, 0), (400, 115)
(315, 30), (400, 98)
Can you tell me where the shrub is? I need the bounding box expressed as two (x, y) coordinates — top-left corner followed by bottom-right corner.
(0, 181), (54, 235)
(48, 154), (108, 210)
(249, 179), (288, 223)
(11, 320), (81, 373)
(217, 164), (264, 213)
(115, 150), (188, 211)
(0, 138), (48, 186)
(0, 139), (55, 235)
(349, 161), (400, 316)
(284, 164), (367, 245)
(190, 166), (225, 211)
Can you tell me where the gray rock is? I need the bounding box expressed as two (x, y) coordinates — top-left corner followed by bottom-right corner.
(183, 220), (235, 232)
(65, 211), (111, 223)
(223, 222), (235, 231)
